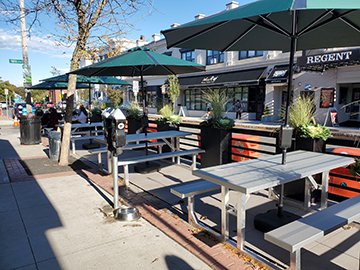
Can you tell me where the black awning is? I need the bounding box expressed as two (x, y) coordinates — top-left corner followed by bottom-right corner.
(266, 65), (289, 84)
(178, 67), (266, 88)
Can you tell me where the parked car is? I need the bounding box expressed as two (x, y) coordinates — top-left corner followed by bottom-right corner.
(0, 101), (7, 108)
(13, 102), (36, 118)
(45, 101), (54, 108)
(34, 102), (42, 107)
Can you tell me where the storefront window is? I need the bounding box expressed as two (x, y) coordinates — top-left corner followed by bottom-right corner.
(183, 83), (264, 118)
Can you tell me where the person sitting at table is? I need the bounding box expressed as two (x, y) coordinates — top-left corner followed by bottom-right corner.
(73, 105), (88, 124)
(47, 108), (63, 129)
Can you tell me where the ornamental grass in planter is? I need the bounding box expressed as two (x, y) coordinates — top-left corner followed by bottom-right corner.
(125, 102), (143, 134)
(200, 89), (234, 168)
(156, 104), (182, 152)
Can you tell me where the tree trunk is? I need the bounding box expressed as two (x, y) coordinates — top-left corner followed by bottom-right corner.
(58, 74), (77, 166)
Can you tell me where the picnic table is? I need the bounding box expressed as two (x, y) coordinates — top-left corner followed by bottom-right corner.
(192, 150), (354, 250)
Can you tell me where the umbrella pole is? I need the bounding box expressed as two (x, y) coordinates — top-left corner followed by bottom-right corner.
(140, 72), (149, 156)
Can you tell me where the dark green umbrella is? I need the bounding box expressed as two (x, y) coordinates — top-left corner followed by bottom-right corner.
(41, 74), (130, 107)
(162, 0), (360, 162)
(70, 46), (205, 162)
(70, 46), (205, 132)
(41, 74), (130, 85)
(29, 81), (89, 90)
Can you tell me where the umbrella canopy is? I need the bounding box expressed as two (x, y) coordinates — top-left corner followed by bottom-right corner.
(41, 74), (131, 85)
(162, 0), (360, 52)
(161, 0), (360, 164)
(69, 46), (205, 77)
(29, 81), (89, 90)
(70, 46), (205, 155)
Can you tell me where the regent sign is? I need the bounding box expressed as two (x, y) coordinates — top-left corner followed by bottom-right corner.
(201, 76), (218, 84)
(297, 49), (360, 67)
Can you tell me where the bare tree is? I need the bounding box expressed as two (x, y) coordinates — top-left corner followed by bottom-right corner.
(1, 0), (153, 165)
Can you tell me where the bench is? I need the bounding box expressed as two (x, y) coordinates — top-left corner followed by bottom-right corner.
(171, 180), (220, 226)
(264, 194), (360, 270)
(88, 141), (167, 171)
(118, 148), (205, 187)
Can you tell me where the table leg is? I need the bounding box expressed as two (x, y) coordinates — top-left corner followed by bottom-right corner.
(321, 171), (329, 209)
(221, 186), (230, 241)
(237, 192), (246, 250)
(304, 178), (312, 209)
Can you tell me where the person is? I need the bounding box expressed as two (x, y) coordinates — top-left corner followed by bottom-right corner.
(73, 105), (88, 124)
(47, 108), (62, 128)
(206, 103), (211, 118)
(235, 99), (242, 120)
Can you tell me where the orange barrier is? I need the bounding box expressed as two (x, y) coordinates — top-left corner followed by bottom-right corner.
(231, 134), (260, 162)
(147, 122), (158, 146)
(329, 147), (360, 199)
(197, 133), (260, 162)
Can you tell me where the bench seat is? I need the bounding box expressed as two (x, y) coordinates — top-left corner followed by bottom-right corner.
(119, 148), (204, 187)
(265, 194), (360, 270)
(171, 180), (220, 226)
(87, 141), (167, 171)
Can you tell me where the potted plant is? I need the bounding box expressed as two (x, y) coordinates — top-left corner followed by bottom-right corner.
(125, 102), (143, 134)
(289, 95), (331, 152)
(261, 106), (271, 122)
(156, 104), (182, 152)
(200, 89), (234, 168)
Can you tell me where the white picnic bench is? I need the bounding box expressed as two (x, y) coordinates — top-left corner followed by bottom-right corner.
(265, 194), (360, 270)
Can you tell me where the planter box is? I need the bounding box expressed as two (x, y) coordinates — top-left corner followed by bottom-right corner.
(200, 126), (231, 168)
(295, 137), (325, 153)
(127, 118), (143, 134)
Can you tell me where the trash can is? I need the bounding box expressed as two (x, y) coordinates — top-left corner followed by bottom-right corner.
(48, 131), (62, 161)
(20, 117), (41, 145)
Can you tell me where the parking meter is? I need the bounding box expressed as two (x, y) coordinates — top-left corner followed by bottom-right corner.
(108, 108), (127, 155)
(102, 108), (113, 142)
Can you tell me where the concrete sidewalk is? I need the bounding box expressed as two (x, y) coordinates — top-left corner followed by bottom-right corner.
(0, 125), (254, 270)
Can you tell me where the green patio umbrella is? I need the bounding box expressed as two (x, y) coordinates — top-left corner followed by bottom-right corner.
(162, 0), (360, 163)
(161, 0), (360, 220)
(70, 46), (205, 134)
(41, 74), (130, 108)
(29, 81), (89, 90)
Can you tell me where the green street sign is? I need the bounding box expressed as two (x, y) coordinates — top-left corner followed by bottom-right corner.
(9, 59), (23, 64)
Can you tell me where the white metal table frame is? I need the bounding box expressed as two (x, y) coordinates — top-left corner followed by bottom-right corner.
(192, 150), (354, 251)
(93, 130), (191, 174)
(107, 130), (191, 213)
(57, 122), (104, 136)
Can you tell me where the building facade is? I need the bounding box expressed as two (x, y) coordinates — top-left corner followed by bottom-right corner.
(140, 1), (360, 126)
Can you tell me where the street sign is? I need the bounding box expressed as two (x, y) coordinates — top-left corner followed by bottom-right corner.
(4, 88), (8, 95)
(9, 59), (23, 64)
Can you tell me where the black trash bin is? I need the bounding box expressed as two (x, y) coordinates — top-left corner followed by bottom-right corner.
(20, 117), (41, 145)
(48, 131), (62, 161)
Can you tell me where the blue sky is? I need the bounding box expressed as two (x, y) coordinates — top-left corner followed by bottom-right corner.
(0, 0), (253, 87)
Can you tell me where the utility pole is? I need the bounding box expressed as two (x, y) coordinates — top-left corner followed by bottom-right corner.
(19, 0), (32, 117)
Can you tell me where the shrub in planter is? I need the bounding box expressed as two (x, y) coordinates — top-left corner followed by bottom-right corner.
(199, 89), (234, 168)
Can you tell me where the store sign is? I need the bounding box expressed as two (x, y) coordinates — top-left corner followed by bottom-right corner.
(132, 81), (139, 93)
(201, 76), (218, 84)
(297, 49), (360, 67)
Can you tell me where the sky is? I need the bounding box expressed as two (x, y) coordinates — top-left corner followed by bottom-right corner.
(0, 0), (254, 87)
